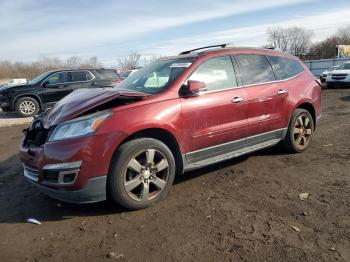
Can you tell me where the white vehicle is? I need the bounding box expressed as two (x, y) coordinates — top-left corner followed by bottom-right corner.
(320, 65), (339, 83)
(326, 62), (350, 88)
(1, 78), (27, 87)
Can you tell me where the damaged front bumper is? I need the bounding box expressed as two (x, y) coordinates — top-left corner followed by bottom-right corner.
(20, 116), (128, 203)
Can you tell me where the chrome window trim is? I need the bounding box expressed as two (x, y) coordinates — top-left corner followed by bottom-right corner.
(181, 54), (305, 96)
(40, 70), (95, 86)
(195, 71), (304, 95)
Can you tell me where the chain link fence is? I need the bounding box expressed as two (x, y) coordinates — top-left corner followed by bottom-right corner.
(304, 58), (350, 76)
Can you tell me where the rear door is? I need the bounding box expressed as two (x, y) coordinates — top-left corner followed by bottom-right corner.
(67, 70), (94, 91)
(180, 56), (248, 162)
(234, 54), (289, 139)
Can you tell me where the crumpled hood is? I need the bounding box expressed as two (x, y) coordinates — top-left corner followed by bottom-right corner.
(43, 88), (149, 127)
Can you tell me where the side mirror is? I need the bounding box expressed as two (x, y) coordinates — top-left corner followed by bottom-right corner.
(187, 80), (207, 95)
(42, 80), (49, 87)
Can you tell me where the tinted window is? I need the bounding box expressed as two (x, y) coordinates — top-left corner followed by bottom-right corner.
(268, 56), (304, 80)
(235, 54), (275, 85)
(189, 56), (237, 91)
(70, 71), (88, 82)
(46, 72), (68, 85)
(339, 63), (350, 69)
(92, 69), (120, 79)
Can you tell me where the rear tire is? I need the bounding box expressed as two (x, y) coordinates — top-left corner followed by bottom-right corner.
(107, 138), (176, 210)
(15, 97), (39, 117)
(283, 109), (314, 153)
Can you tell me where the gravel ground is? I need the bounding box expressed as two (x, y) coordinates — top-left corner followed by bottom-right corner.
(0, 88), (349, 262)
(0, 109), (32, 127)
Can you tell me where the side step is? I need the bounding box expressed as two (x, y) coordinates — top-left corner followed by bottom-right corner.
(184, 139), (281, 171)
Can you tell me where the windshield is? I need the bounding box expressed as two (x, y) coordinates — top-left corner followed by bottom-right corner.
(339, 63), (350, 69)
(116, 58), (194, 94)
(29, 71), (54, 85)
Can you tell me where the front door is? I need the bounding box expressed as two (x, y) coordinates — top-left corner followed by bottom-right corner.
(180, 56), (248, 163)
(41, 71), (71, 106)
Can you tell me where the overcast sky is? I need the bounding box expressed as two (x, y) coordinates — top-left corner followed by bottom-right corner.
(1, 0), (350, 66)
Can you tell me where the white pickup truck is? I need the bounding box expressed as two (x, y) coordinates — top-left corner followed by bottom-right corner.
(326, 62), (350, 88)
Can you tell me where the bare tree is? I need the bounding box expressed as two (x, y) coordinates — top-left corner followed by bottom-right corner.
(0, 56), (103, 80)
(336, 25), (350, 43)
(118, 51), (141, 70)
(309, 24), (350, 59)
(66, 56), (82, 68)
(88, 56), (101, 68)
(266, 26), (313, 57)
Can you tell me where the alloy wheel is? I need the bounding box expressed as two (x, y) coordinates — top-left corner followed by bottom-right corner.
(124, 149), (169, 202)
(293, 115), (312, 150)
(19, 100), (36, 115)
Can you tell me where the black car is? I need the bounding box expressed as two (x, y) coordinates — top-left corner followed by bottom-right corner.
(0, 69), (121, 117)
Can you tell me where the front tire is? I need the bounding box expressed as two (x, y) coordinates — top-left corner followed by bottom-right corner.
(108, 138), (176, 210)
(15, 97), (39, 117)
(283, 109), (314, 153)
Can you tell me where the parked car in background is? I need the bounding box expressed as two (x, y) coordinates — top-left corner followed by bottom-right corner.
(120, 67), (142, 80)
(20, 45), (321, 210)
(319, 65), (339, 83)
(0, 69), (121, 117)
(326, 62), (350, 88)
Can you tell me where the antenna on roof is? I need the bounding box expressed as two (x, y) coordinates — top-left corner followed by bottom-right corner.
(179, 44), (229, 55)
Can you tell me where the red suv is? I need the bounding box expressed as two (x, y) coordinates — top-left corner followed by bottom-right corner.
(20, 45), (321, 210)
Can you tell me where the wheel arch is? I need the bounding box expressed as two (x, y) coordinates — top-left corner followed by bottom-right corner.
(13, 94), (43, 110)
(295, 101), (316, 129)
(113, 128), (184, 176)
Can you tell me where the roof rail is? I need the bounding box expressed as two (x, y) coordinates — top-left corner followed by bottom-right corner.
(179, 44), (228, 55)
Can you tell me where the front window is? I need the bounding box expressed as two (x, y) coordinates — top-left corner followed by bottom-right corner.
(339, 63), (350, 69)
(29, 71), (54, 85)
(46, 72), (68, 85)
(188, 56), (238, 91)
(116, 58), (194, 94)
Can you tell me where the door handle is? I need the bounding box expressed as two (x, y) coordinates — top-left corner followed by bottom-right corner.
(232, 96), (244, 103)
(277, 89), (288, 95)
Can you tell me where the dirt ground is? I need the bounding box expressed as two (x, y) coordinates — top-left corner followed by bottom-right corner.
(0, 88), (349, 262)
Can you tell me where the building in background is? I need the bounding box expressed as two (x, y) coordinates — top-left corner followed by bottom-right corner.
(337, 45), (350, 58)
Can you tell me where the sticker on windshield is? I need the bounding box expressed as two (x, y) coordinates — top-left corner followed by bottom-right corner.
(170, 62), (192, 68)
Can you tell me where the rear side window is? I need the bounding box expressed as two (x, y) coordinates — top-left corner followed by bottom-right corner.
(92, 69), (120, 79)
(189, 56), (238, 92)
(70, 71), (89, 82)
(235, 54), (275, 85)
(268, 56), (304, 80)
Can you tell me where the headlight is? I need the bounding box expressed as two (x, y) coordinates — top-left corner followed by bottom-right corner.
(48, 111), (112, 142)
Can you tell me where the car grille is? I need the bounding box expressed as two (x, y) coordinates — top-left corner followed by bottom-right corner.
(331, 73), (347, 80)
(23, 164), (39, 182)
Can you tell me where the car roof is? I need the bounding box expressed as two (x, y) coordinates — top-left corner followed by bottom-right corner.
(48, 68), (115, 73)
(159, 46), (295, 61)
